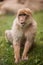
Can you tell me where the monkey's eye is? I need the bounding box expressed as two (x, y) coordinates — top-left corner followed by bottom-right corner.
(19, 14), (26, 16)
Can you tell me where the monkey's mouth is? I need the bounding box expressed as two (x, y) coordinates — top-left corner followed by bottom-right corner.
(22, 24), (25, 26)
(21, 23), (26, 26)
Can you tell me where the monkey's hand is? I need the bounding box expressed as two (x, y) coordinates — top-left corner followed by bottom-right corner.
(21, 56), (28, 61)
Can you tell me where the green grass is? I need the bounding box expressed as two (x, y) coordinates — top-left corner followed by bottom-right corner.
(0, 12), (43, 65)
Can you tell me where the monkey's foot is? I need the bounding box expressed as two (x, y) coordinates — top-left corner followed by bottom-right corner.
(15, 59), (21, 63)
(21, 56), (28, 61)
(15, 59), (19, 63)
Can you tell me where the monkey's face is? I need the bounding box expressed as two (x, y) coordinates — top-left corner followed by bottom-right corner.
(17, 8), (32, 27)
(18, 14), (29, 26)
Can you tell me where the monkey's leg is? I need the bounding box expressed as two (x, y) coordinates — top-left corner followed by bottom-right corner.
(5, 30), (13, 43)
(22, 41), (31, 60)
(13, 42), (20, 63)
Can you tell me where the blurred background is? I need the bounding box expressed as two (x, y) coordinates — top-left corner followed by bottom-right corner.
(0, 0), (43, 15)
(0, 0), (43, 65)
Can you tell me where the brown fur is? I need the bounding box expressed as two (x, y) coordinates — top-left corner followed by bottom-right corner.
(5, 8), (37, 63)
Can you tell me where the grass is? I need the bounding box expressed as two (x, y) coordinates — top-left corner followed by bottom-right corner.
(0, 11), (43, 65)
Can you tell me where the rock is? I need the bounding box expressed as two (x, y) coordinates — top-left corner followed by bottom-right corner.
(0, 0), (43, 15)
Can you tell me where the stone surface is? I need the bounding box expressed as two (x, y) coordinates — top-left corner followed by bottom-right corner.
(0, 0), (43, 14)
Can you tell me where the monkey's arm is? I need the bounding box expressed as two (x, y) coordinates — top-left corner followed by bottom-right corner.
(13, 41), (20, 63)
(22, 20), (37, 60)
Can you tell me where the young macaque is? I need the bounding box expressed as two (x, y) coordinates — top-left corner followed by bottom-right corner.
(5, 8), (37, 63)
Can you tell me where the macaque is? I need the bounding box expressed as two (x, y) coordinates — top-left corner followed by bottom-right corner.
(5, 8), (37, 63)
